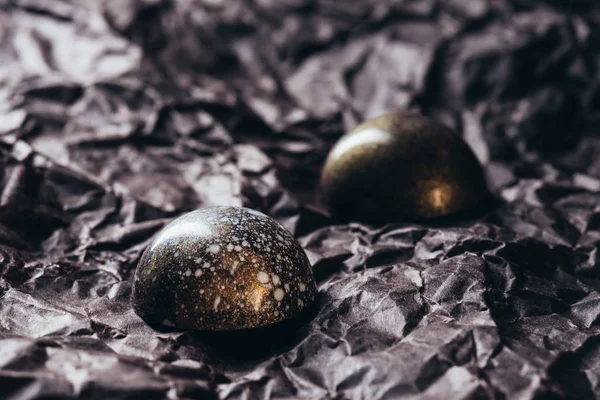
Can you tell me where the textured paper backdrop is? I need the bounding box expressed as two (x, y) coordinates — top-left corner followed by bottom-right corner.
(1, 0), (600, 399)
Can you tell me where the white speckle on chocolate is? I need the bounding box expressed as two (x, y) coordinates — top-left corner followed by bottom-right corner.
(274, 288), (284, 301)
(214, 295), (221, 311)
(195, 269), (202, 277)
(227, 244), (233, 251)
(208, 244), (220, 254)
(185, 269), (191, 276)
(257, 271), (269, 283)
(272, 274), (281, 285)
(284, 283), (290, 292)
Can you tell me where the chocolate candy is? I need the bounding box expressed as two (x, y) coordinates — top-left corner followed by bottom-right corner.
(132, 207), (316, 331)
(320, 112), (488, 223)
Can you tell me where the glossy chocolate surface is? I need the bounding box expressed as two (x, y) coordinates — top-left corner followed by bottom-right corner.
(320, 112), (489, 223)
(132, 207), (317, 331)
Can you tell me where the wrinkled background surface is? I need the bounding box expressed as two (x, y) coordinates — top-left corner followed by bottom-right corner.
(1, 0), (600, 399)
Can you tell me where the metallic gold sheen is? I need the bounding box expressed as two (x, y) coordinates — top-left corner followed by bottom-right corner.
(320, 112), (489, 223)
(132, 207), (317, 331)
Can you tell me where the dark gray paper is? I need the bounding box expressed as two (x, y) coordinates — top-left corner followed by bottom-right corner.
(1, 0), (600, 399)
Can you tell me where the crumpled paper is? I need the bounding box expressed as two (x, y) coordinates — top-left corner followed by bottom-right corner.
(1, 0), (600, 399)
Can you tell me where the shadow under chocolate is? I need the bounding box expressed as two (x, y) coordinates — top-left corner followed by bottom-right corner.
(147, 298), (321, 373)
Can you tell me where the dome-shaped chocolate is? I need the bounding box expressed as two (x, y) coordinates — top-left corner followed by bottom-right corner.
(320, 112), (489, 223)
(132, 207), (316, 331)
